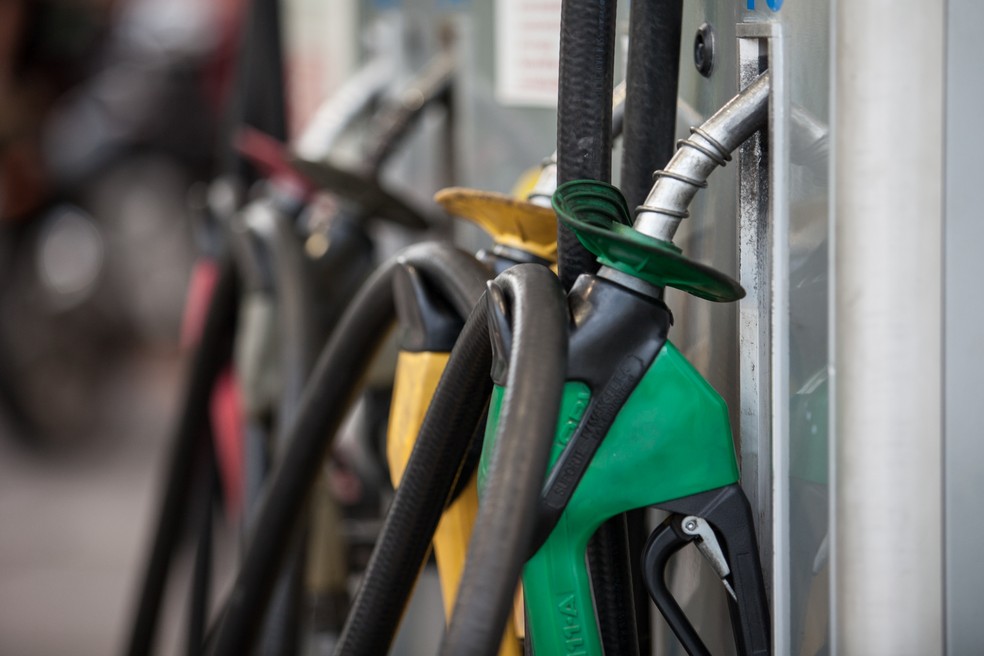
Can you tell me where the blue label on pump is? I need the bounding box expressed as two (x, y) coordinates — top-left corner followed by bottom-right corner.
(747, 0), (783, 10)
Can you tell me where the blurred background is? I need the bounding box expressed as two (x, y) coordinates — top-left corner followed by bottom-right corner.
(1, 1), (240, 653)
(0, 0), (556, 653)
(0, 0), (881, 653)
(3, 0), (976, 654)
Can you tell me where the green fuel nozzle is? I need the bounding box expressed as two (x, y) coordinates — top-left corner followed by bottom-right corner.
(478, 72), (773, 655)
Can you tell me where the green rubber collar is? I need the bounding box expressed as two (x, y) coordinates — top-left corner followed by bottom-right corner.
(552, 180), (745, 302)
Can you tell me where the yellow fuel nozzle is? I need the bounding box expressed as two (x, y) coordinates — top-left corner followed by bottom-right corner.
(434, 187), (558, 263)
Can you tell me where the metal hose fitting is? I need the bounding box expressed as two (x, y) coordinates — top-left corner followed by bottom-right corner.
(527, 81), (628, 209)
(634, 71), (771, 243)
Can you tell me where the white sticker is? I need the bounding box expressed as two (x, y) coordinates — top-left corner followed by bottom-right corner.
(495, 0), (562, 107)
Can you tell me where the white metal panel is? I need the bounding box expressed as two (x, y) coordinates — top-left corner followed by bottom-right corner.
(832, 0), (944, 653)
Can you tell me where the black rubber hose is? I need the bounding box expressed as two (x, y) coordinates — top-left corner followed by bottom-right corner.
(587, 518), (640, 656)
(126, 257), (240, 656)
(186, 453), (218, 656)
(555, 1), (638, 652)
(620, 0), (683, 211)
(258, 205), (375, 653)
(604, 6), (683, 654)
(206, 242), (488, 656)
(0, 333), (35, 441)
(241, 0), (287, 141)
(257, 205), (315, 656)
(0, 223), (34, 441)
(555, 0), (618, 291)
(363, 53), (455, 174)
(442, 265), (569, 656)
(271, 206), (316, 437)
(223, 0), (288, 181)
(616, 3), (684, 653)
(332, 299), (494, 656)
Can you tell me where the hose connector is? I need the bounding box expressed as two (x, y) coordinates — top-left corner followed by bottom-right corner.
(634, 71), (771, 242)
(526, 156), (558, 208)
(528, 81), (626, 209)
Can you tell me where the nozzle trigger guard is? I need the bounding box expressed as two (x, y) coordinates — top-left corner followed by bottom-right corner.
(643, 484), (772, 656)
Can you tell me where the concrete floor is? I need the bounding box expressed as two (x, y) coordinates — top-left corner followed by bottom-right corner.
(0, 350), (444, 656)
(0, 351), (236, 656)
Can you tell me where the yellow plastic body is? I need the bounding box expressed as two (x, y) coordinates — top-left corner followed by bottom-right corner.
(386, 351), (521, 656)
(386, 351), (449, 485)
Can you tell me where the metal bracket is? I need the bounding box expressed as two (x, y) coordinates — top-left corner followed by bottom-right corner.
(735, 20), (790, 656)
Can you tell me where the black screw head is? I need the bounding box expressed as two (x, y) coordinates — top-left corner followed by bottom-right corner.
(694, 23), (715, 77)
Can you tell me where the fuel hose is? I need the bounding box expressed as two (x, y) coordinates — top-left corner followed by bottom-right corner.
(206, 242), (488, 656)
(130, 0), (287, 649)
(251, 188), (374, 656)
(620, 0), (683, 211)
(222, 0), (288, 183)
(186, 445), (219, 656)
(441, 265), (568, 656)
(333, 264), (566, 656)
(256, 194), (315, 656)
(262, 209), (374, 656)
(239, 49), (450, 651)
(615, 2), (684, 653)
(333, 296), (492, 656)
(126, 256), (240, 656)
(557, 0), (643, 653)
(555, 0), (618, 291)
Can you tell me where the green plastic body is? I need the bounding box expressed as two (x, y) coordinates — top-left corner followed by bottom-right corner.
(479, 341), (739, 655)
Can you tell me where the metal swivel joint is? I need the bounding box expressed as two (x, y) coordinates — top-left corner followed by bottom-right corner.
(554, 72), (771, 304)
(634, 71), (771, 244)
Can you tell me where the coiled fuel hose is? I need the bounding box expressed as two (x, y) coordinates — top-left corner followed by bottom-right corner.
(205, 242), (488, 656)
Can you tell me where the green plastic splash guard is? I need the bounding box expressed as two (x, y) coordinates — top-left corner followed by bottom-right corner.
(551, 180), (745, 303)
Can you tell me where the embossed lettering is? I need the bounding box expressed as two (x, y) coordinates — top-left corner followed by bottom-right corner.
(557, 594), (587, 655)
(558, 389), (591, 449)
(558, 594), (577, 617)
